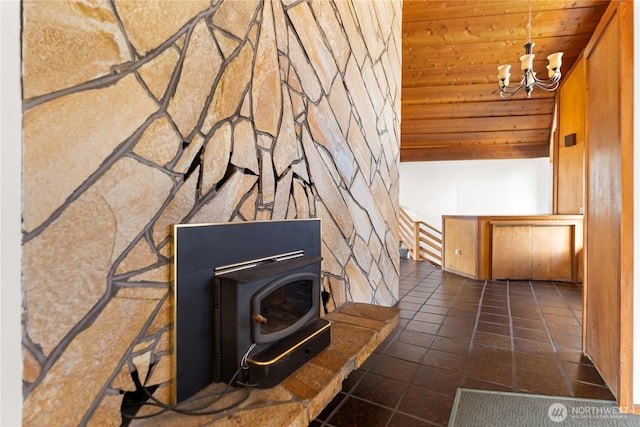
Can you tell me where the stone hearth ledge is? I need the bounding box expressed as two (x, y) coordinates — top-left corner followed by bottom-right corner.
(132, 302), (399, 426)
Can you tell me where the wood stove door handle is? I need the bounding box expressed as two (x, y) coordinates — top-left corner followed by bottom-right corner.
(252, 314), (267, 324)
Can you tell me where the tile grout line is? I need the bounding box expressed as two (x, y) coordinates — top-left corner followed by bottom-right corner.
(527, 279), (576, 397)
(382, 263), (442, 427)
(458, 279), (488, 390)
(551, 280), (584, 333)
(318, 263), (434, 426)
(384, 267), (469, 427)
(314, 262), (614, 426)
(507, 280), (518, 392)
(385, 267), (450, 427)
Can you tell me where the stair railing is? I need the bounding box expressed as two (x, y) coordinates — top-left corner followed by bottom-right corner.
(399, 207), (442, 267)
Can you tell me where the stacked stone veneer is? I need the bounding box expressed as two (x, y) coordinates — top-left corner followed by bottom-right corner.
(21, 0), (401, 424)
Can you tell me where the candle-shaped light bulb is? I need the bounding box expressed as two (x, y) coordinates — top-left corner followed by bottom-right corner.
(520, 54), (535, 71)
(497, 64), (511, 86)
(547, 52), (563, 70)
(546, 64), (555, 79)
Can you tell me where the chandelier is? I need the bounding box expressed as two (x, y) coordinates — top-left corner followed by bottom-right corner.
(497, 2), (563, 98)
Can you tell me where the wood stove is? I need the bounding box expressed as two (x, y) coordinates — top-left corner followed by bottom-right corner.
(173, 219), (326, 402)
(212, 252), (330, 388)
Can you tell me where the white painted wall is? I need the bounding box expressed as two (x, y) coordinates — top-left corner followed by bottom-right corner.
(399, 158), (553, 228)
(0, 1), (23, 425)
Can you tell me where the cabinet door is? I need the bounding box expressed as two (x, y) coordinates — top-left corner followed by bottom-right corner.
(531, 225), (573, 281)
(443, 218), (478, 278)
(492, 226), (531, 280)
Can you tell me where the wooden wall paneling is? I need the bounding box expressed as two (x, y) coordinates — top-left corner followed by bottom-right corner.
(585, 8), (622, 400)
(403, 7), (606, 47)
(401, 84), (546, 104)
(403, 1), (609, 23)
(617, 0), (635, 413)
(402, 99), (556, 121)
(402, 115), (553, 134)
(401, 143), (550, 162)
(402, 129), (549, 145)
(404, 36), (591, 70)
(583, 0), (634, 409)
(403, 63), (570, 87)
(555, 56), (586, 215)
(401, 0), (609, 161)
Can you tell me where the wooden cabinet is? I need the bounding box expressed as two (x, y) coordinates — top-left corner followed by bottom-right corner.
(442, 217), (479, 279)
(491, 225), (532, 280)
(491, 223), (574, 281)
(443, 215), (582, 282)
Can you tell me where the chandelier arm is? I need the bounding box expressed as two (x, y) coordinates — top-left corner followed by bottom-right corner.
(532, 74), (562, 90)
(534, 81), (559, 89)
(499, 80), (526, 98)
(499, 86), (524, 97)
(499, 84), (524, 94)
(532, 82), (561, 92)
(499, 89), (523, 99)
(532, 71), (561, 82)
(500, 76), (527, 92)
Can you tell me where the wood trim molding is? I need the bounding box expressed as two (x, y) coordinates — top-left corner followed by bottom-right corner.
(616, 0), (634, 413)
(400, 143), (549, 162)
(584, 0), (621, 59)
(583, 0), (634, 412)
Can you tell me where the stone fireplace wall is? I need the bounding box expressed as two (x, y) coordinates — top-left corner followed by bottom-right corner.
(21, 0), (401, 424)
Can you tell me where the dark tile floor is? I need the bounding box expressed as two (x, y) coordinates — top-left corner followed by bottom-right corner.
(312, 260), (614, 427)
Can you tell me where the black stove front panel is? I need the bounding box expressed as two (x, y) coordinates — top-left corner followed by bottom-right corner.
(212, 256), (322, 386)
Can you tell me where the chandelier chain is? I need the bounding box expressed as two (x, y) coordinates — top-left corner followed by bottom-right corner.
(526, 0), (532, 44)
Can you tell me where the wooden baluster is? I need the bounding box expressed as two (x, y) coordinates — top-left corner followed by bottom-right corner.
(413, 221), (420, 261)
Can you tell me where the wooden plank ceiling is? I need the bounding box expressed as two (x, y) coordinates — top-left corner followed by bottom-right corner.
(401, 0), (610, 162)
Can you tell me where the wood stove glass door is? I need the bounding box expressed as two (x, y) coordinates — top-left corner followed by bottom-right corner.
(251, 271), (318, 344)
